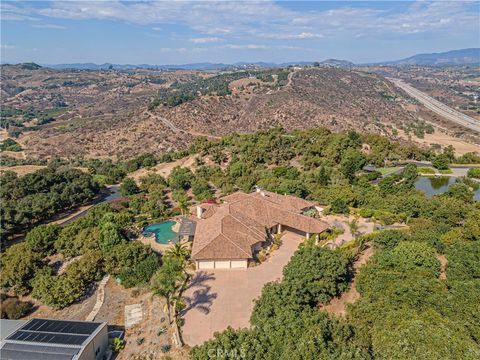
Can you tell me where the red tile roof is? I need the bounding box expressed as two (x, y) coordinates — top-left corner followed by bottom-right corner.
(191, 190), (330, 260)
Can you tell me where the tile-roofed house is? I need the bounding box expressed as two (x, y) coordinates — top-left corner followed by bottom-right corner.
(191, 189), (330, 269)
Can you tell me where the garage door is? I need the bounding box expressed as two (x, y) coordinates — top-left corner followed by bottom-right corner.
(231, 260), (248, 269)
(198, 260), (214, 269)
(214, 260), (231, 269)
(282, 225), (307, 238)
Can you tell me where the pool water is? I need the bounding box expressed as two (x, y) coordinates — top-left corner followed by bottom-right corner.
(143, 220), (178, 244)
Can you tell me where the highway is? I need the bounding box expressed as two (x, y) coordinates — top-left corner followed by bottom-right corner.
(389, 78), (480, 133)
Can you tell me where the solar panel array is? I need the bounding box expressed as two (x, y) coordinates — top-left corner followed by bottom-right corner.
(7, 331), (88, 346)
(1, 318), (104, 360)
(22, 318), (101, 336)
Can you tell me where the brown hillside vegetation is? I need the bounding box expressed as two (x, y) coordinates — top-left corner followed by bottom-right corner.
(2, 65), (478, 159)
(159, 68), (415, 137)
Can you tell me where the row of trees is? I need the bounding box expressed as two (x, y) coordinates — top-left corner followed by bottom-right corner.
(0, 204), (159, 309)
(0, 166), (101, 240)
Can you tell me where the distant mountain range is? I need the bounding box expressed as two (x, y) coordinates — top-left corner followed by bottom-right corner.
(4, 48), (477, 71)
(43, 61), (314, 71)
(381, 48), (480, 66)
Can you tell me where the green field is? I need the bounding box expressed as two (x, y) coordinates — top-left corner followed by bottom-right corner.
(377, 167), (401, 175)
(417, 167), (436, 174)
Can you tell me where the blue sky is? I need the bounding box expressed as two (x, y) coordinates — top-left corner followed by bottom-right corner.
(1, 1), (479, 64)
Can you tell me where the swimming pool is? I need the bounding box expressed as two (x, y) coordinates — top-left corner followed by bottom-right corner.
(143, 220), (178, 244)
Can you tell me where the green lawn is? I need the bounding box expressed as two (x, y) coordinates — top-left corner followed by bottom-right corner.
(417, 167), (436, 174)
(377, 167), (401, 175)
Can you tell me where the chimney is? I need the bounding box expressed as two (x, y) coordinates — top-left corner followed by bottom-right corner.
(196, 206), (204, 219)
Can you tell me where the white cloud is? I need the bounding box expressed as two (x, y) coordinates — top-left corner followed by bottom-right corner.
(159, 47), (188, 53)
(32, 24), (67, 29)
(189, 37), (222, 44)
(0, 44), (15, 49)
(261, 32), (324, 40)
(2, 0), (477, 46)
(224, 44), (268, 50)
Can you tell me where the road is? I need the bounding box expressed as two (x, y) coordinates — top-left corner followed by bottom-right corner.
(389, 78), (480, 133)
(58, 185), (121, 226)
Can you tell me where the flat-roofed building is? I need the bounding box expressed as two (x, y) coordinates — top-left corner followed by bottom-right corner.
(0, 318), (108, 360)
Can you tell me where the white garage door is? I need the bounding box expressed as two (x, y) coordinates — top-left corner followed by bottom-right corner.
(231, 260), (248, 268)
(214, 260), (231, 269)
(198, 260), (214, 269)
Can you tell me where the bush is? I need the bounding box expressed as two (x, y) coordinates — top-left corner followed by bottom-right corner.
(111, 337), (125, 353)
(0, 294), (32, 319)
(0, 242), (44, 294)
(25, 224), (61, 257)
(281, 246), (352, 306)
(432, 155), (450, 170)
(392, 241), (440, 277)
(105, 242), (159, 288)
(31, 267), (85, 309)
(371, 230), (407, 251)
(373, 210), (398, 225)
(120, 177), (140, 196)
(467, 168), (480, 179)
(330, 198), (349, 214)
(359, 208), (374, 218)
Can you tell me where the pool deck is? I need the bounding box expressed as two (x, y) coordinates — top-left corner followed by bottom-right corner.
(137, 234), (171, 253)
(138, 219), (183, 253)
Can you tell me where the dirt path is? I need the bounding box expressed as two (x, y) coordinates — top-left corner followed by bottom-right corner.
(321, 244), (374, 316)
(286, 70), (296, 87)
(146, 111), (221, 140)
(129, 155), (197, 183)
(85, 275), (110, 321)
(438, 254), (447, 280)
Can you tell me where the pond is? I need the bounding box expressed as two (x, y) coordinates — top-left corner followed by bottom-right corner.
(143, 220), (178, 244)
(415, 176), (480, 201)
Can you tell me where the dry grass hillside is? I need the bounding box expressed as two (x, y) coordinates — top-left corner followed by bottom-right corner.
(161, 68), (414, 137)
(2, 64), (478, 159)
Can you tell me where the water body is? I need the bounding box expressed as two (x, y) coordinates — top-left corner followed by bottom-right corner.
(143, 220), (178, 244)
(415, 176), (480, 201)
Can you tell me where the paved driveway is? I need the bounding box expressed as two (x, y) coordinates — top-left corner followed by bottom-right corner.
(181, 232), (303, 346)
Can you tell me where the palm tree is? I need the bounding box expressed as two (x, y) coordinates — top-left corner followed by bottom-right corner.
(166, 242), (190, 263)
(178, 197), (190, 215)
(151, 258), (187, 324)
(151, 255), (190, 347)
